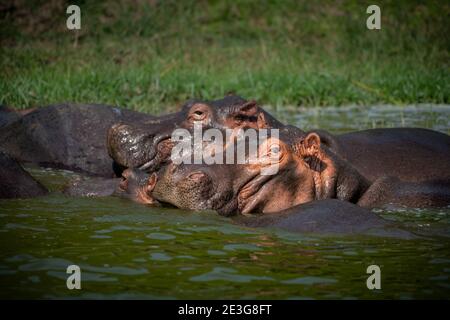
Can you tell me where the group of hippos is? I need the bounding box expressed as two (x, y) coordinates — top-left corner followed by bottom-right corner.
(1, 95), (450, 238)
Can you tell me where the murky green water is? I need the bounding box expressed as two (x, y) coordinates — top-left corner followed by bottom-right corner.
(1, 105), (449, 299)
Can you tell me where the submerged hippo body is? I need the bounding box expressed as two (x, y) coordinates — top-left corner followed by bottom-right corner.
(63, 169), (159, 205)
(332, 128), (450, 183)
(0, 151), (48, 199)
(0, 104), (155, 177)
(235, 199), (415, 238)
(116, 168), (415, 238)
(63, 177), (121, 198)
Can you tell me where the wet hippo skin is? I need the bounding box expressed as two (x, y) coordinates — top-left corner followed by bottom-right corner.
(107, 97), (450, 184)
(234, 199), (416, 239)
(0, 104), (155, 177)
(63, 177), (121, 198)
(115, 168), (416, 238)
(0, 105), (21, 129)
(0, 151), (48, 199)
(107, 95), (286, 172)
(139, 129), (449, 213)
(333, 128), (450, 183)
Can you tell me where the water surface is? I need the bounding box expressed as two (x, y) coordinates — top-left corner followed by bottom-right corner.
(0, 104), (449, 299)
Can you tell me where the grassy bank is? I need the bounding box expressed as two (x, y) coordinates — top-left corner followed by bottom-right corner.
(1, 0), (449, 113)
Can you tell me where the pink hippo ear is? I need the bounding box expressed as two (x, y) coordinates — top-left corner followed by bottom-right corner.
(256, 112), (269, 129)
(303, 132), (321, 156)
(237, 100), (258, 117)
(229, 100), (262, 128)
(146, 173), (158, 194)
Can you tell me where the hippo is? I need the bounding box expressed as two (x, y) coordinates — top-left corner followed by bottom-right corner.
(0, 103), (155, 177)
(63, 176), (121, 198)
(0, 151), (48, 199)
(0, 105), (21, 129)
(108, 167), (414, 238)
(107, 97), (450, 184)
(234, 199), (416, 238)
(317, 128), (450, 183)
(107, 95), (286, 172)
(63, 169), (159, 205)
(117, 128), (449, 214)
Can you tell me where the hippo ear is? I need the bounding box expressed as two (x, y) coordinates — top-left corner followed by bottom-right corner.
(256, 112), (269, 129)
(236, 100), (258, 117)
(303, 132), (321, 156)
(145, 173), (158, 194)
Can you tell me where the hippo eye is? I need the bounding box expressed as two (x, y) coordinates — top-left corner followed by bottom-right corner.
(268, 144), (281, 161)
(192, 110), (206, 121)
(270, 145), (280, 154)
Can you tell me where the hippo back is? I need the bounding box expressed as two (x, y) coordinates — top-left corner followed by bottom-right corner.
(0, 104), (154, 177)
(336, 128), (450, 183)
(0, 151), (48, 198)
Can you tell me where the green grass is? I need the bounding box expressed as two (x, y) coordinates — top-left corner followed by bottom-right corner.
(1, 0), (449, 113)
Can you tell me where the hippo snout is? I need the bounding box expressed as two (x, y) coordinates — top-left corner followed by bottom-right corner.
(107, 123), (157, 169)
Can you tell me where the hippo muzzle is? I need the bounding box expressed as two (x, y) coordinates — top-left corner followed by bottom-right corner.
(107, 120), (174, 172)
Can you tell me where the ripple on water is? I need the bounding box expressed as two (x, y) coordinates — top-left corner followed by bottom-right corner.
(281, 276), (338, 285)
(95, 225), (158, 234)
(150, 252), (172, 261)
(223, 243), (262, 252)
(18, 258), (74, 272)
(90, 235), (112, 239)
(4, 223), (48, 233)
(146, 233), (176, 240)
(47, 270), (117, 282)
(207, 250), (227, 256)
(190, 267), (274, 283)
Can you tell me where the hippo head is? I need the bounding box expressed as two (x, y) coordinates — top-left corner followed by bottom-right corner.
(123, 129), (330, 215)
(107, 95), (284, 173)
(114, 168), (159, 205)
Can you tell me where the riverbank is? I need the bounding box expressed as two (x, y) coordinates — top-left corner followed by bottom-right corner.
(1, 0), (448, 113)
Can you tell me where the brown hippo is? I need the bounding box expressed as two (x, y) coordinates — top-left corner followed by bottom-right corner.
(107, 97), (450, 184)
(113, 168), (415, 238)
(0, 103), (155, 177)
(107, 95), (286, 172)
(63, 168), (159, 205)
(0, 151), (48, 199)
(316, 128), (450, 183)
(119, 129), (449, 214)
(0, 105), (21, 129)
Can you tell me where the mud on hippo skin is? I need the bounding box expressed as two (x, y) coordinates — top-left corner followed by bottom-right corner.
(0, 103), (155, 177)
(0, 151), (48, 199)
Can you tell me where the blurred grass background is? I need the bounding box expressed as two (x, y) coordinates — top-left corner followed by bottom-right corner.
(0, 0), (449, 113)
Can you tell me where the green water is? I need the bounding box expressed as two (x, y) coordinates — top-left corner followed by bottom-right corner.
(0, 105), (449, 299)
